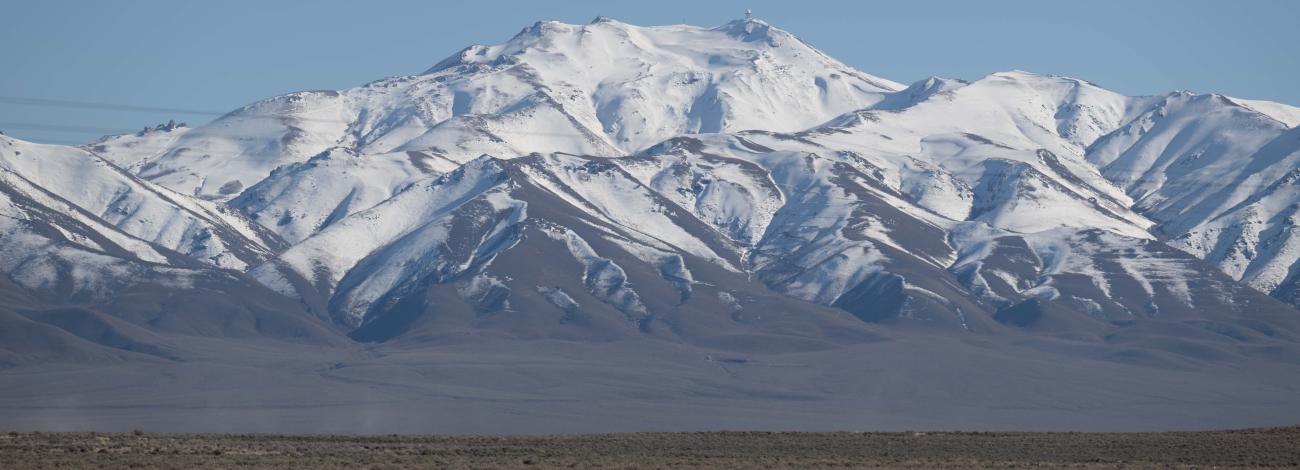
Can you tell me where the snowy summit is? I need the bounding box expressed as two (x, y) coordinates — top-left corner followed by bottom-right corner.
(3, 15), (1300, 433)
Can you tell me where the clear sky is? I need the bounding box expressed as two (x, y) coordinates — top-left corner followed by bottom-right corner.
(2, 0), (1297, 144)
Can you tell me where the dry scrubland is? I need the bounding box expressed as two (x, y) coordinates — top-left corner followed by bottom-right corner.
(1, 427), (1298, 468)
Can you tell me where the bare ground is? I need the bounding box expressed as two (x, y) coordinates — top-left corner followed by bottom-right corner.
(1, 427), (1298, 469)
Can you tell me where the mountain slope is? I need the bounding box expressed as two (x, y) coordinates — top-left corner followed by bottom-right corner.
(132, 17), (901, 202)
(0, 142), (342, 359)
(1086, 93), (1300, 301)
(54, 15), (1300, 332)
(1, 135), (281, 270)
(228, 147), (457, 244)
(4, 15), (1300, 433)
(82, 120), (190, 170)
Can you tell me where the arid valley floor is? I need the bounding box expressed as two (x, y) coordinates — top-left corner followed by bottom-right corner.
(2, 427), (1298, 468)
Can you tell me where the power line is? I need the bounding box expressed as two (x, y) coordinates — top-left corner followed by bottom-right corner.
(0, 118), (1284, 191)
(0, 122), (135, 135)
(2, 136), (89, 146)
(0, 93), (592, 130)
(0, 95), (225, 116)
(0, 93), (610, 139)
(0, 96), (1288, 194)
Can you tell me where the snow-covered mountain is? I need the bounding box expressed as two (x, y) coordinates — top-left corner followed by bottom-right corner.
(0, 134), (340, 364)
(132, 17), (901, 204)
(6, 14), (1300, 434)
(2, 135), (281, 271)
(81, 120), (190, 170)
(4, 16), (1300, 418)
(1088, 94), (1300, 297)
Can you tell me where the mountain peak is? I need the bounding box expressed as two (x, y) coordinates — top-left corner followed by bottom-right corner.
(983, 69), (1115, 92)
(137, 119), (186, 136)
(425, 17), (860, 76)
(990, 69), (1070, 81)
(871, 76), (967, 110)
(713, 16), (781, 44)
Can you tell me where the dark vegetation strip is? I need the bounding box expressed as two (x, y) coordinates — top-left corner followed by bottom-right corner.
(1, 427), (1298, 469)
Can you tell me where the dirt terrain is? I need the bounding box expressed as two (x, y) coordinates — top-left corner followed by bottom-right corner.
(2, 427), (1297, 468)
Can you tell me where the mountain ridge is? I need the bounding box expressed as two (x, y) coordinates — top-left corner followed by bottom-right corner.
(3, 15), (1300, 433)
(15, 16), (1300, 321)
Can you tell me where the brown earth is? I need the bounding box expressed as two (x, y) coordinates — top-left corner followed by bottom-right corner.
(1, 427), (1298, 469)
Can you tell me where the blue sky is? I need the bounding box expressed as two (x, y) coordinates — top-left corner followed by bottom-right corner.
(2, 0), (1297, 144)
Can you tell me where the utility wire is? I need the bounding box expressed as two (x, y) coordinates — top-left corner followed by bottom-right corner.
(0, 95), (225, 116)
(0, 92), (608, 140)
(0, 93), (602, 131)
(0, 125), (1277, 194)
(0, 128), (1269, 189)
(0, 95), (1285, 192)
(0, 122), (136, 135)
